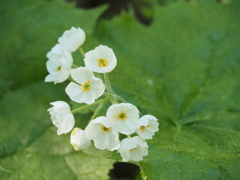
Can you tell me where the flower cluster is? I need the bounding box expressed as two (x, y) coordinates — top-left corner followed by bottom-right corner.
(45, 27), (159, 162)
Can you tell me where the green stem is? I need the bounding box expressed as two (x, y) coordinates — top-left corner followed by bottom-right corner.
(71, 97), (110, 114)
(104, 73), (117, 104)
(103, 92), (110, 97)
(68, 76), (78, 84)
(90, 102), (105, 121)
(79, 47), (85, 58)
(114, 94), (127, 103)
(94, 72), (101, 79)
(105, 92), (128, 103)
(127, 135), (131, 138)
(72, 64), (78, 68)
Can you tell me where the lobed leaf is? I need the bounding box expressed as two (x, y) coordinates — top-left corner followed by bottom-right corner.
(0, 82), (114, 180)
(0, 0), (114, 179)
(96, 0), (240, 179)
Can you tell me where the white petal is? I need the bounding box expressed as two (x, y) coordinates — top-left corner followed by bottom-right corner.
(118, 124), (135, 135)
(85, 116), (119, 150)
(65, 82), (81, 97)
(94, 134), (109, 150)
(57, 113), (75, 135)
(48, 101), (74, 135)
(131, 148), (143, 161)
(84, 45), (117, 73)
(107, 103), (139, 134)
(134, 136), (148, 148)
(81, 91), (95, 104)
(122, 150), (131, 162)
(50, 101), (71, 112)
(118, 136), (148, 162)
(147, 120), (159, 133)
(58, 27), (86, 52)
(138, 116), (149, 126)
(70, 128), (91, 150)
(85, 122), (101, 140)
(136, 128), (144, 139)
(46, 60), (59, 73)
(56, 72), (70, 83)
(45, 43), (72, 84)
(107, 133), (120, 151)
(70, 67), (93, 84)
(45, 74), (58, 82)
(60, 57), (72, 71)
(67, 68), (104, 104)
(137, 129), (153, 140)
(136, 115), (159, 139)
(90, 82), (105, 99)
(119, 138), (137, 150)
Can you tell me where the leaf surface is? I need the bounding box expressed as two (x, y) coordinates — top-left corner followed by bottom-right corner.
(1, 0), (240, 179)
(0, 82), (114, 180)
(0, 1), (114, 179)
(95, 0), (240, 179)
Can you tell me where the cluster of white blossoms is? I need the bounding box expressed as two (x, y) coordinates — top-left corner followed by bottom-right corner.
(45, 27), (159, 162)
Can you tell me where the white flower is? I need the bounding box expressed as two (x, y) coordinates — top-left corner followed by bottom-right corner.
(85, 116), (120, 151)
(70, 128), (91, 151)
(106, 103), (140, 135)
(58, 27), (86, 52)
(45, 44), (73, 84)
(118, 136), (148, 162)
(65, 67), (105, 104)
(84, 45), (117, 73)
(48, 101), (75, 135)
(136, 115), (159, 139)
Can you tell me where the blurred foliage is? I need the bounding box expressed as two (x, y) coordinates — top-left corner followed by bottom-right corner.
(103, 0), (240, 179)
(0, 83), (114, 179)
(65, 0), (154, 25)
(0, 1), (114, 179)
(0, 0), (240, 179)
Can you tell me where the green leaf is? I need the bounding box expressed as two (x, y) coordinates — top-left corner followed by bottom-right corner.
(1, 0), (240, 179)
(0, 0), (115, 179)
(0, 0), (104, 98)
(0, 82), (114, 180)
(96, 0), (240, 179)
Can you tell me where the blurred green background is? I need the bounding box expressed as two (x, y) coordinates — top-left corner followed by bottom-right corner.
(0, 0), (240, 179)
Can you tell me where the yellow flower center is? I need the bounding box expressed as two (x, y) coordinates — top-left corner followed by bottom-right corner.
(129, 147), (138, 152)
(140, 125), (151, 131)
(140, 126), (146, 131)
(56, 66), (61, 71)
(81, 80), (91, 92)
(101, 125), (111, 133)
(97, 58), (108, 67)
(116, 111), (127, 121)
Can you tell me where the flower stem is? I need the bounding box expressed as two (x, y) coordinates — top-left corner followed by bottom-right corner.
(72, 64), (78, 68)
(94, 72), (101, 79)
(104, 73), (117, 104)
(68, 76), (78, 84)
(114, 94), (128, 103)
(90, 102), (105, 121)
(79, 47), (85, 58)
(104, 92), (128, 103)
(71, 97), (110, 114)
(127, 135), (131, 138)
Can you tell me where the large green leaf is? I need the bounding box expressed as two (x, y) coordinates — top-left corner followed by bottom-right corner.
(1, 0), (240, 179)
(0, 0), (103, 98)
(0, 0), (115, 179)
(95, 0), (240, 179)
(0, 82), (114, 180)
